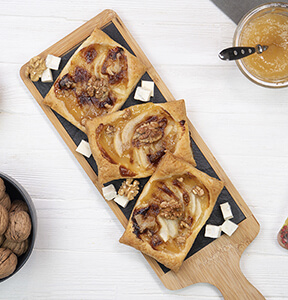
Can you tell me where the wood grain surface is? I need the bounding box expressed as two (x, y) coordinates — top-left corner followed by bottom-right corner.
(1, 0), (288, 299)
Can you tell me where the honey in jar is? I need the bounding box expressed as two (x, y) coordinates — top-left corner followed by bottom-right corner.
(234, 3), (288, 87)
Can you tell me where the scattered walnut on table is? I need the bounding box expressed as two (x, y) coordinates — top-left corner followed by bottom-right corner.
(192, 185), (205, 197)
(25, 56), (46, 82)
(0, 248), (18, 279)
(118, 179), (140, 201)
(0, 205), (9, 235)
(5, 211), (31, 242)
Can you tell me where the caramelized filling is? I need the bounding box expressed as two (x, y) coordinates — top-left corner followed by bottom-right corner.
(240, 11), (288, 81)
(132, 174), (209, 254)
(101, 46), (128, 85)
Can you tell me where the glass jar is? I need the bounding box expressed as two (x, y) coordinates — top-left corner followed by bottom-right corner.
(234, 2), (288, 88)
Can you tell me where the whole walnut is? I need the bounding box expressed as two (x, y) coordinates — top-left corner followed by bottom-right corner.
(9, 200), (29, 214)
(0, 235), (4, 247)
(5, 211), (31, 242)
(0, 205), (9, 235)
(0, 248), (17, 279)
(0, 178), (5, 199)
(0, 193), (11, 211)
(2, 239), (29, 256)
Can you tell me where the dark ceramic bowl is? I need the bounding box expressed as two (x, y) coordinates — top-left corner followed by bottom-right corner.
(0, 172), (37, 283)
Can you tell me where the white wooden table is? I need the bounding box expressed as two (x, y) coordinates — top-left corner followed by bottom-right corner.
(1, 0), (287, 299)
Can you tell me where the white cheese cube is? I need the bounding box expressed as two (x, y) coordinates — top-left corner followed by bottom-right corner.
(46, 54), (61, 70)
(220, 202), (233, 220)
(204, 224), (222, 239)
(102, 184), (117, 201)
(141, 80), (154, 97)
(114, 195), (129, 208)
(76, 140), (92, 158)
(221, 220), (238, 236)
(41, 68), (53, 83)
(134, 86), (151, 102)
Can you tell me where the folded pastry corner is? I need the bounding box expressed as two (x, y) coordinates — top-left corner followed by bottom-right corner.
(85, 99), (196, 184)
(119, 151), (224, 272)
(44, 28), (146, 132)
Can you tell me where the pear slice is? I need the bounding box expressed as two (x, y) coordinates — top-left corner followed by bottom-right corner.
(114, 129), (123, 156)
(121, 111), (151, 145)
(158, 216), (169, 242)
(166, 219), (179, 238)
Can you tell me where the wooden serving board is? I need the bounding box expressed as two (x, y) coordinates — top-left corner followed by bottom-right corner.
(20, 9), (264, 298)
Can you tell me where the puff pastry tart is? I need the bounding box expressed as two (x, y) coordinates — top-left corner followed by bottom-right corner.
(119, 152), (224, 272)
(44, 28), (146, 132)
(85, 99), (196, 184)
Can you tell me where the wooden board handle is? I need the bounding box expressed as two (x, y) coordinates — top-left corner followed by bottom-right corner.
(212, 262), (265, 299)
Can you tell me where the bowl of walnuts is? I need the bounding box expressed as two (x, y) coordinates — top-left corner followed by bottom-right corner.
(0, 172), (37, 282)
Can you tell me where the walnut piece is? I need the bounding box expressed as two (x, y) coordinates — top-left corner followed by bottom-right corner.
(0, 193), (11, 211)
(175, 235), (186, 245)
(0, 205), (9, 235)
(87, 76), (109, 100)
(105, 125), (116, 134)
(0, 178), (5, 199)
(9, 200), (29, 214)
(25, 56), (46, 82)
(133, 121), (164, 145)
(180, 220), (190, 229)
(2, 239), (29, 257)
(5, 211), (31, 242)
(159, 199), (183, 220)
(122, 108), (132, 119)
(0, 248), (17, 279)
(118, 179), (140, 201)
(192, 185), (205, 197)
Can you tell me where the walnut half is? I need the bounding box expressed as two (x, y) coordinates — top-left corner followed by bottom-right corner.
(192, 185), (205, 197)
(25, 56), (46, 82)
(118, 179), (140, 201)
